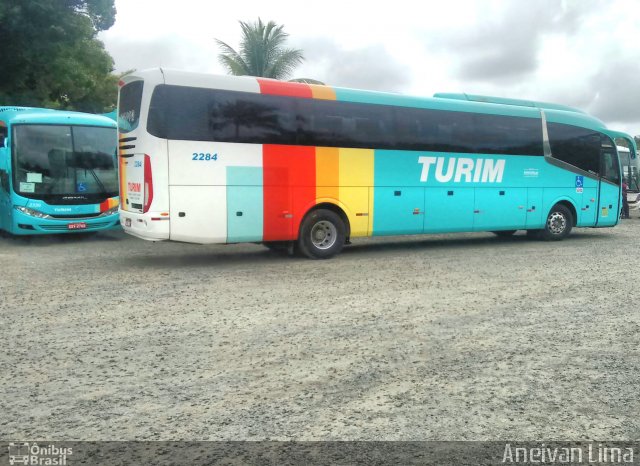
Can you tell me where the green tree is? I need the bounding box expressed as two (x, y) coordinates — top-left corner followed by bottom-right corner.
(0, 0), (118, 112)
(216, 18), (304, 80)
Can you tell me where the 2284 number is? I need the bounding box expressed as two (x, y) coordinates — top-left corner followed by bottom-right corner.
(192, 153), (218, 161)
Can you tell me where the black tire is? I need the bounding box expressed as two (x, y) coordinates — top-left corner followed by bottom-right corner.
(491, 230), (517, 237)
(298, 209), (346, 259)
(539, 204), (573, 241)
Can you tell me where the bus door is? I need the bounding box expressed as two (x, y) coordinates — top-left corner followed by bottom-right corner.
(596, 143), (621, 226)
(0, 133), (9, 231)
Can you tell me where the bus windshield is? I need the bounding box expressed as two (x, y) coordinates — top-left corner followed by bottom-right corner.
(12, 125), (118, 201)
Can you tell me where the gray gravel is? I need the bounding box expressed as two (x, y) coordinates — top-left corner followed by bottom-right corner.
(1, 220), (639, 441)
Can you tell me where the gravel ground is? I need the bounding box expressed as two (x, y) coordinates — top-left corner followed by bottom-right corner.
(1, 220), (639, 441)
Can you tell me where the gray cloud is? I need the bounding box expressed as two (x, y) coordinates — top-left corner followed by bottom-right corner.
(103, 36), (210, 74)
(587, 61), (640, 125)
(434, 0), (600, 83)
(296, 38), (410, 91)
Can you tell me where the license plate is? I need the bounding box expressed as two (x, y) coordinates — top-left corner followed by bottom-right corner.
(68, 222), (87, 230)
(125, 218), (131, 227)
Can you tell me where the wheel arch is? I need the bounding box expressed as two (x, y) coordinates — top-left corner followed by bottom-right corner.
(553, 199), (578, 227)
(544, 196), (578, 227)
(299, 202), (351, 240)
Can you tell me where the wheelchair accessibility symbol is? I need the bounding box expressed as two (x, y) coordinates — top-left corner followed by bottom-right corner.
(575, 176), (584, 188)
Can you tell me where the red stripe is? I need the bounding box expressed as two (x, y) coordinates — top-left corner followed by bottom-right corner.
(257, 79), (313, 98)
(263, 145), (316, 241)
(99, 199), (109, 212)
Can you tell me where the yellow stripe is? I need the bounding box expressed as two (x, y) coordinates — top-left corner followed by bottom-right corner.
(338, 148), (374, 237)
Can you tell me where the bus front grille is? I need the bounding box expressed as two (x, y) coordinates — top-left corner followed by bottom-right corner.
(48, 213), (102, 219)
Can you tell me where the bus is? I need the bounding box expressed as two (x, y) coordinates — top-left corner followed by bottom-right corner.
(0, 107), (120, 235)
(117, 69), (636, 258)
(617, 145), (640, 217)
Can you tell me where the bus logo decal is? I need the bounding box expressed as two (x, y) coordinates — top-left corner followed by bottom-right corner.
(418, 156), (505, 183)
(128, 182), (141, 193)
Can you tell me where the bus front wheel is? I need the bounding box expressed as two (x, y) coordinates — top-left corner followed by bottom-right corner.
(540, 204), (573, 241)
(298, 209), (346, 259)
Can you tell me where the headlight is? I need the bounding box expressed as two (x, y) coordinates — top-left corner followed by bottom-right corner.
(15, 206), (51, 219)
(102, 205), (120, 216)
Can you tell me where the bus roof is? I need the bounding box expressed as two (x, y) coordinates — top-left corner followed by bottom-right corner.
(433, 93), (587, 114)
(0, 106), (116, 128)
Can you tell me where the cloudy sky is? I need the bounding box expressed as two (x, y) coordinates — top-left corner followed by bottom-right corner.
(99, 0), (640, 136)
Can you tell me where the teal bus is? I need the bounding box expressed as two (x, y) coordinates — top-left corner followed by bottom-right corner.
(0, 107), (120, 235)
(117, 69), (635, 258)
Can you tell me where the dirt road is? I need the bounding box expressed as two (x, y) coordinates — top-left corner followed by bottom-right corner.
(1, 221), (639, 440)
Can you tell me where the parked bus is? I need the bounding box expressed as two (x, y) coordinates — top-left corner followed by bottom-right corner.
(617, 144), (640, 217)
(117, 69), (636, 258)
(0, 107), (120, 235)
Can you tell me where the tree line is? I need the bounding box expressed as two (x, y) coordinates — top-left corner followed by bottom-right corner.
(0, 3), (311, 113)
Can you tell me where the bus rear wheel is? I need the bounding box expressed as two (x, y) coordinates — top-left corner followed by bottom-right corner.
(540, 204), (573, 241)
(298, 209), (346, 259)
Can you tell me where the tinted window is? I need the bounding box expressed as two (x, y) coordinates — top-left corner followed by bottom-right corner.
(548, 122), (601, 175)
(148, 85), (296, 144)
(147, 85), (543, 156)
(118, 81), (144, 133)
(296, 98), (395, 149)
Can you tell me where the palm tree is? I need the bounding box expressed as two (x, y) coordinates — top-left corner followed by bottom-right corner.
(216, 18), (304, 80)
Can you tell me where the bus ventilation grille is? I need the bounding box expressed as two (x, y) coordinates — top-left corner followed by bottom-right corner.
(119, 136), (137, 156)
(49, 213), (102, 219)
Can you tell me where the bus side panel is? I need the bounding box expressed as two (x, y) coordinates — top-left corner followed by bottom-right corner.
(424, 187), (475, 233)
(338, 148), (374, 237)
(473, 187), (527, 231)
(169, 185), (226, 243)
(227, 167), (263, 243)
(263, 145), (315, 241)
(525, 188), (545, 229)
(372, 150), (424, 235)
(578, 184), (598, 227)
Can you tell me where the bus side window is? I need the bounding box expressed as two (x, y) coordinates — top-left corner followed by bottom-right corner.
(601, 150), (621, 184)
(0, 126), (7, 147)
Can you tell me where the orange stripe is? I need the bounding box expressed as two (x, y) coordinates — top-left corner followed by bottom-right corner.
(309, 84), (336, 100)
(315, 147), (339, 201)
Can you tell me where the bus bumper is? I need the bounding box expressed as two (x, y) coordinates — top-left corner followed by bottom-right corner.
(10, 211), (121, 235)
(119, 210), (170, 241)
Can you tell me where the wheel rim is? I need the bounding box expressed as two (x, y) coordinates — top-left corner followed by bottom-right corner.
(547, 211), (567, 235)
(310, 220), (337, 250)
